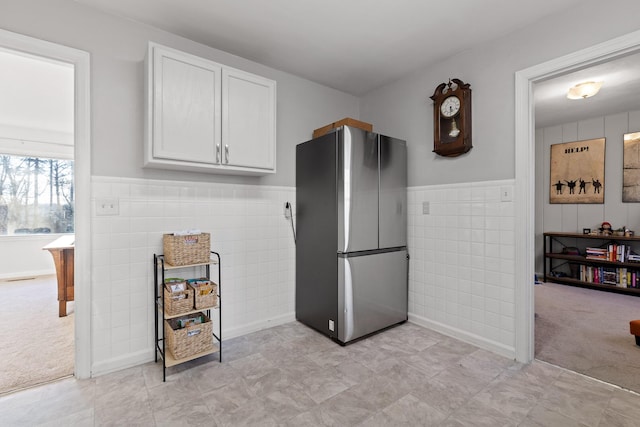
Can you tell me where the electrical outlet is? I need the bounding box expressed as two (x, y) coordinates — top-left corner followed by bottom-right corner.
(422, 201), (430, 214)
(96, 198), (119, 216)
(284, 202), (291, 219)
(328, 319), (335, 331)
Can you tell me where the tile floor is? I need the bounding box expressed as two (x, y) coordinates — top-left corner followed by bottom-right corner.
(1, 321), (639, 426)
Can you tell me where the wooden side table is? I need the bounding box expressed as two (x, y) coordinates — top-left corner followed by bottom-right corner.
(43, 235), (75, 317)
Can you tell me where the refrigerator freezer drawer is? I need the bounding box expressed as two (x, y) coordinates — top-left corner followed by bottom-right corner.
(337, 249), (408, 343)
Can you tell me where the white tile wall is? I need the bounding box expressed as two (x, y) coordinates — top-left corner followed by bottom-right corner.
(407, 179), (516, 357)
(90, 176), (296, 374)
(89, 175), (515, 373)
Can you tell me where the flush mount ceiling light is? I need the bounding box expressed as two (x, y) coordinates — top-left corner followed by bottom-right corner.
(567, 81), (603, 99)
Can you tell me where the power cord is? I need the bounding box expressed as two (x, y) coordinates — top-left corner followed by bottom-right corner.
(284, 201), (296, 243)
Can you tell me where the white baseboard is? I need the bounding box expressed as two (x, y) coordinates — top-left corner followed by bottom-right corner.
(223, 312), (296, 340)
(91, 349), (155, 377)
(409, 313), (516, 360)
(90, 313), (296, 377)
(0, 270), (54, 281)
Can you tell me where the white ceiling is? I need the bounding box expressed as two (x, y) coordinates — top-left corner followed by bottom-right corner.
(534, 52), (640, 128)
(74, 0), (588, 96)
(70, 0), (640, 128)
(4, 0), (638, 138)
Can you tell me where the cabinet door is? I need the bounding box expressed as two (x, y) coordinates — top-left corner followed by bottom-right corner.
(222, 68), (276, 171)
(152, 45), (222, 164)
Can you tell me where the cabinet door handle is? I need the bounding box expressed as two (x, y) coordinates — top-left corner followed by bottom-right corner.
(216, 144), (221, 164)
(225, 145), (229, 164)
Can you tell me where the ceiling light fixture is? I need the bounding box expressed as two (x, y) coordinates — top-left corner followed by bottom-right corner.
(567, 81), (603, 100)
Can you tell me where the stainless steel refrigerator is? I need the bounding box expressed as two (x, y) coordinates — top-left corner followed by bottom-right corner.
(296, 125), (408, 344)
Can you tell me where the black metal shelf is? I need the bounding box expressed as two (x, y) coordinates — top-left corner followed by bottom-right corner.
(153, 252), (222, 381)
(543, 232), (640, 297)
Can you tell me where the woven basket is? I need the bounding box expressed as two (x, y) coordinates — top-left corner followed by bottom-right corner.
(163, 286), (194, 316)
(189, 281), (218, 309)
(164, 312), (213, 359)
(163, 233), (210, 266)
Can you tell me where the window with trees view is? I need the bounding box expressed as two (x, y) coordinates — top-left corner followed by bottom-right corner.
(0, 154), (74, 235)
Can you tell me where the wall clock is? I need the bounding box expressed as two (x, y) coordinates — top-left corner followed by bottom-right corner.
(430, 78), (472, 157)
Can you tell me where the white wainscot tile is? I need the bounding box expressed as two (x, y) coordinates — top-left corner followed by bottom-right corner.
(471, 202), (485, 217)
(500, 315), (515, 332)
(458, 290), (471, 306)
(500, 301), (515, 317)
(500, 287), (515, 303)
(485, 257), (501, 273)
(485, 216), (502, 230)
(500, 230), (515, 246)
(485, 230), (500, 244)
(110, 218), (131, 234)
(471, 243), (484, 257)
(500, 259), (515, 275)
(485, 202), (501, 217)
(458, 266), (471, 281)
(471, 229), (484, 243)
(471, 269), (485, 284)
(500, 202), (515, 217)
(485, 311), (500, 328)
(471, 216), (485, 229)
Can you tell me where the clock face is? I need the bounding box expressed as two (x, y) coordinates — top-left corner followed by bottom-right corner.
(440, 95), (460, 118)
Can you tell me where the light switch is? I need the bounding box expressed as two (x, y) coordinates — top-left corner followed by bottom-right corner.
(500, 186), (513, 202)
(96, 198), (119, 216)
(422, 201), (430, 214)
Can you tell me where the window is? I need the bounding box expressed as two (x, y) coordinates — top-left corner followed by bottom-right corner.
(0, 154), (74, 235)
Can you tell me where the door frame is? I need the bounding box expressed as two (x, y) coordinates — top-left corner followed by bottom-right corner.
(0, 29), (91, 378)
(514, 29), (640, 362)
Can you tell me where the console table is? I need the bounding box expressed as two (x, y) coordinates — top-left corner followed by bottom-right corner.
(43, 234), (75, 316)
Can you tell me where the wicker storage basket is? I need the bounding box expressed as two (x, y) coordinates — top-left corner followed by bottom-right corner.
(164, 312), (213, 360)
(188, 280), (218, 309)
(163, 233), (210, 266)
(163, 285), (194, 316)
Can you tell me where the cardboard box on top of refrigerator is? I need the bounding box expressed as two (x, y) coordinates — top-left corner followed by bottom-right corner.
(312, 118), (373, 138)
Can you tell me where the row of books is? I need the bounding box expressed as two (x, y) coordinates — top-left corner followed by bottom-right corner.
(585, 244), (638, 262)
(579, 265), (640, 288)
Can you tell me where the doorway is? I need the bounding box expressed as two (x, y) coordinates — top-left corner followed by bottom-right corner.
(0, 29), (91, 385)
(514, 29), (640, 367)
(531, 53), (640, 392)
(0, 45), (75, 395)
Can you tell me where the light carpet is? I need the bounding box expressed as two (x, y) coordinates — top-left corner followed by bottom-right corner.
(0, 275), (74, 395)
(535, 281), (640, 393)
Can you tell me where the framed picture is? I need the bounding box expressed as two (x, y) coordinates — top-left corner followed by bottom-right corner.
(550, 138), (605, 204)
(623, 131), (640, 202)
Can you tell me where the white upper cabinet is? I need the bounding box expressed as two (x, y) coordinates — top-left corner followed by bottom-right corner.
(222, 68), (276, 170)
(145, 42), (276, 175)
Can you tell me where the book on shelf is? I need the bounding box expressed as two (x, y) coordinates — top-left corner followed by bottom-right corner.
(584, 245), (635, 262)
(585, 247), (607, 260)
(578, 265), (638, 288)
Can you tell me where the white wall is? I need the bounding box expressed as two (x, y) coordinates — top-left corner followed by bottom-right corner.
(1, 0), (359, 188)
(360, 0), (640, 357)
(535, 110), (640, 274)
(359, 0), (640, 187)
(1, 0), (360, 374)
(0, 235), (57, 280)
